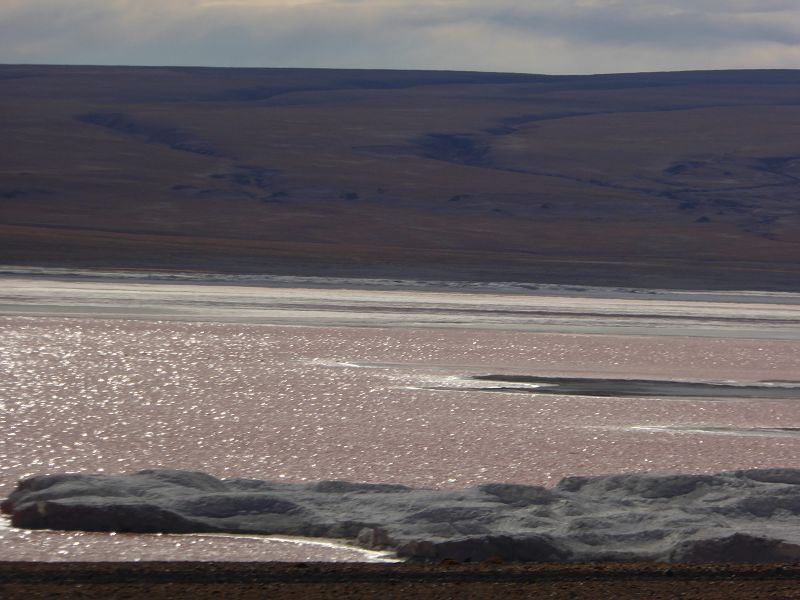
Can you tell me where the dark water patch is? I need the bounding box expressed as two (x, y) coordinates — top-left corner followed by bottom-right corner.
(632, 425), (800, 437)
(466, 375), (800, 400)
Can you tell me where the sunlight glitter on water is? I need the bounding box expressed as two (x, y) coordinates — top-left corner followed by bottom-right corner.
(1, 315), (799, 560)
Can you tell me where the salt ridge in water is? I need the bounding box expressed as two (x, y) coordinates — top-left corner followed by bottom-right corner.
(5, 468), (800, 563)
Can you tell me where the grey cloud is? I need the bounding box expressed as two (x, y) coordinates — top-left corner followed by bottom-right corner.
(486, 4), (800, 48)
(1, 0), (799, 72)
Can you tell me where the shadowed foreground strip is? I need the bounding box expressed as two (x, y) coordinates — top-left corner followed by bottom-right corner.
(4, 469), (800, 563)
(1, 562), (799, 600)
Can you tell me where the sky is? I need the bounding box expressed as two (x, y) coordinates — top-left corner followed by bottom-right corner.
(1, 0), (800, 74)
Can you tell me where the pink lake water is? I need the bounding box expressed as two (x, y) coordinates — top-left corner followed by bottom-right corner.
(1, 277), (799, 561)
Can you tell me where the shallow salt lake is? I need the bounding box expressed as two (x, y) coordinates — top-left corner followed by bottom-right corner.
(1, 277), (799, 561)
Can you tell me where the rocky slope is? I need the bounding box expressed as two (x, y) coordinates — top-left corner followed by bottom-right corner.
(3, 66), (800, 289)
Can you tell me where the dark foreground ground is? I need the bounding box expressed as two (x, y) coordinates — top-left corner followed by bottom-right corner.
(1, 562), (799, 600)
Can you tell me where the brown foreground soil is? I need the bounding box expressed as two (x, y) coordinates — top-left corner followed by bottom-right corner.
(1, 562), (799, 600)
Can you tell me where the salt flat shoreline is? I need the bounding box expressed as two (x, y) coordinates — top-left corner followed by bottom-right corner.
(4, 265), (800, 304)
(3, 270), (800, 339)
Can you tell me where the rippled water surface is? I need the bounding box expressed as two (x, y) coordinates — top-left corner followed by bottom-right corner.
(1, 279), (799, 561)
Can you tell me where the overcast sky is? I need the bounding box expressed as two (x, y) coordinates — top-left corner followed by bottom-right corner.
(2, 0), (799, 74)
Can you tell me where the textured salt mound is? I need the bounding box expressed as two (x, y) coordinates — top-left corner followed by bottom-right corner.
(3, 469), (800, 563)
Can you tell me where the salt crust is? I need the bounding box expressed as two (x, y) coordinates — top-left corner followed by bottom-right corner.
(4, 469), (800, 563)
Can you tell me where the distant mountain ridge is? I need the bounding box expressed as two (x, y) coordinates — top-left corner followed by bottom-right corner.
(2, 65), (799, 290)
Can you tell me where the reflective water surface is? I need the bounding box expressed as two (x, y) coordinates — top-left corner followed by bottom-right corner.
(1, 279), (798, 561)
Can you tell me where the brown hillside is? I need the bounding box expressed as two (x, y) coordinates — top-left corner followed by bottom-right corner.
(2, 65), (800, 289)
